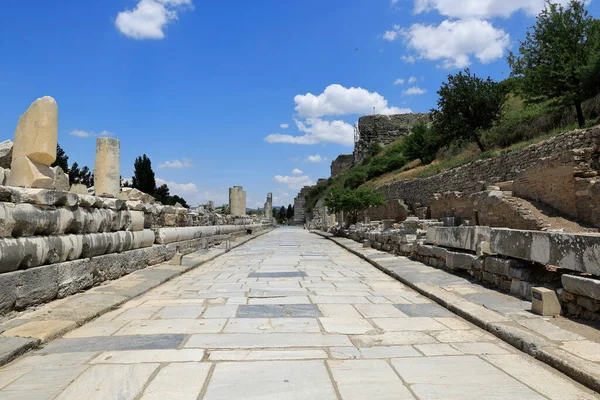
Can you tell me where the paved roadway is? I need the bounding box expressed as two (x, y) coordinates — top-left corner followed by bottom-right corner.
(0, 228), (596, 399)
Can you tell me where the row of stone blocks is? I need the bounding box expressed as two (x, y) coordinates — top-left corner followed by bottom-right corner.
(154, 224), (261, 244)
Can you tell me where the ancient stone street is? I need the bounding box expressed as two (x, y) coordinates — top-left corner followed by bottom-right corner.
(0, 228), (596, 399)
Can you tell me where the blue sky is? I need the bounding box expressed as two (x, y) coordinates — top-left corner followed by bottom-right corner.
(1, 0), (598, 208)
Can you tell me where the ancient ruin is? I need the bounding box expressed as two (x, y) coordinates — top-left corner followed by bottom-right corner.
(228, 185), (246, 217)
(264, 192), (273, 220)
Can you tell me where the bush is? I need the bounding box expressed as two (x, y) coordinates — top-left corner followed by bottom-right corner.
(344, 169), (368, 189)
(403, 123), (440, 164)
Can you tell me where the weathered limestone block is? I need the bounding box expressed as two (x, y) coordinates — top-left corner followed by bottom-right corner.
(120, 187), (155, 203)
(0, 230), (154, 273)
(425, 226), (491, 252)
(52, 166), (70, 191)
(445, 250), (479, 271)
(70, 183), (88, 195)
(229, 186), (246, 217)
(0, 186), (78, 207)
(94, 137), (120, 198)
(12, 96), (58, 164)
(531, 287), (562, 316)
(483, 257), (521, 277)
(154, 224), (260, 244)
(490, 228), (600, 275)
(562, 275), (600, 301)
(8, 156), (55, 188)
(0, 140), (13, 169)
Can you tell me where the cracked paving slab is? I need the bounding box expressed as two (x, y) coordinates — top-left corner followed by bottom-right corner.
(0, 228), (596, 399)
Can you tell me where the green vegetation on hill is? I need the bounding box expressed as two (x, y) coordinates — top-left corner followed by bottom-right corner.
(302, 1), (600, 215)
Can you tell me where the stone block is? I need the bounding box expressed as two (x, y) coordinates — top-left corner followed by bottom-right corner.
(562, 275), (600, 301)
(445, 250), (479, 271)
(483, 257), (520, 277)
(490, 228), (600, 275)
(14, 264), (59, 309)
(70, 184), (88, 195)
(425, 226), (491, 252)
(531, 287), (562, 316)
(12, 96), (58, 165)
(170, 252), (183, 266)
(0, 272), (17, 313)
(510, 279), (532, 300)
(52, 166), (70, 191)
(56, 259), (94, 298)
(8, 156), (55, 188)
(0, 140), (13, 169)
(94, 137), (120, 198)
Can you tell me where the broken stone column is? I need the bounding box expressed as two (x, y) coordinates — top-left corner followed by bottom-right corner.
(8, 96), (59, 189)
(94, 137), (120, 198)
(229, 186), (246, 217)
(264, 192), (273, 220)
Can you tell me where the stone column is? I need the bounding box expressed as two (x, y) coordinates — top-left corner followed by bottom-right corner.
(264, 192), (273, 220)
(94, 137), (120, 198)
(8, 96), (59, 188)
(229, 186), (246, 217)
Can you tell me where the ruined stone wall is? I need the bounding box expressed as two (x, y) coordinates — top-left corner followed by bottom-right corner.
(330, 154), (353, 177)
(380, 127), (600, 223)
(293, 185), (313, 224)
(354, 113), (431, 164)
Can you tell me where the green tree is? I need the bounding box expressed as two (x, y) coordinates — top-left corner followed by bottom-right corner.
(132, 154), (156, 195)
(324, 187), (385, 225)
(433, 69), (505, 152)
(508, 0), (600, 128)
(277, 206), (287, 223)
(154, 184), (170, 204)
(403, 123), (440, 164)
(52, 144), (69, 172)
(68, 162), (94, 187)
(286, 204), (294, 220)
(170, 195), (189, 208)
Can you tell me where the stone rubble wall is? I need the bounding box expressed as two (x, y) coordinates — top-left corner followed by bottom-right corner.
(330, 154), (353, 178)
(331, 221), (600, 321)
(379, 127), (600, 224)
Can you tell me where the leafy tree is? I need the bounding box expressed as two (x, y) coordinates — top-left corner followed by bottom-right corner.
(433, 69), (505, 152)
(286, 204), (294, 220)
(170, 195), (189, 208)
(508, 0), (600, 128)
(52, 144), (69, 172)
(403, 123), (440, 164)
(68, 162), (94, 187)
(277, 206), (287, 223)
(154, 184), (170, 204)
(132, 154), (156, 195)
(324, 187), (385, 224)
(344, 169), (368, 189)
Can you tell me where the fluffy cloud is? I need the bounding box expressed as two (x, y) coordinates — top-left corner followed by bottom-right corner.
(294, 84), (410, 118)
(394, 78), (405, 85)
(383, 25), (402, 41)
(274, 175), (314, 190)
(264, 118), (355, 146)
(306, 154), (327, 163)
(156, 177), (228, 206)
(403, 86), (427, 95)
(70, 129), (115, 138)
(115, 0), (192, 40)
(396, 19), (510, 68)
(408, 76), (418, 84)
(158, 159), (193, 169)
(414, 0), (577, 19)
(280, 123), (289, 129)
(292, 168), (303, 175)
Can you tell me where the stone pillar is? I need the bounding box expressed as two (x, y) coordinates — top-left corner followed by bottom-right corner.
(264, 192), (273, 220)
(8, 96), (59, 188)
(94, 137), (120, 198)
(229, 186), (246, 217)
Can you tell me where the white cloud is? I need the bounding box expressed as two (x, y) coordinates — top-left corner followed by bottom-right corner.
(394, 78), (405, 85)
(401, 19), (510, 68)
(306, 154), (327, 163)
(402, 55), (417, 64)
(115, 0), (192, 40)
(70, 129), (115, 138)
(408, 76), (417, 84)
(264, 118), (355, 146)
(403, 86), (427, 95)
(414, 0), (578, 19)
(158, 159), (193, 169)
(155, 177), (227, 207)
(292, 168), (303, 175)
(274, 175), (314, 190)
(294, 84), (409, 119)
(280, 123), (289, 129)
(383, 24), (402, 41)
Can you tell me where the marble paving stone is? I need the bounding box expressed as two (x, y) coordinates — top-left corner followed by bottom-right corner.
(208, 349), (328, 361)
(247, 296), (310, 305)
(358, 346), (422, 359)
(140, 362), (211, 400)
(203, 305), (239, 318)
(63, 320), (129, 339)
(434, 317), (473, 330)
(310, 296), (371, 304)
(328, 360), (415, 400)
(560, 340), (600, 362)
(483, 354), (599, 400)
(432, 329), (496, 343)
(517, 319), (586, 342)
(2, 352), (97, 371)
(185, 333), (352, 348)
(248, 272), (307, 278)
(372, 317), (447, 332)
(391, 356), (544, 400)
(319, 318), (374, 334)
(451, 342), (511, 355)
(153, 305), (205, 319)
(352, 332), (437, 347)
(414, 344), (463, 356)
(114, 318), (226, 335)
(237, 304), (322, 318)
(89, 349), (205, 364)
(110, 306), (162, 321)
(3, 320), (77, 341)
(224, 318), (321, 333)
(55, 364), (159, 400)
(203, 361), (337, 400)
(354, 304), (408, 318)
(317, 304), (362, 318)
(3, 365), (87, 392)
(0, 368), (31, 390)
(38, 334), (187, 354)
(393, 303), (454, 317)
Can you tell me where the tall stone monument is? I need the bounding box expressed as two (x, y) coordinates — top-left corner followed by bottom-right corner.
(264, 192), (273, 220)
(229, 186), (246, 217)
(94, 137), (121, 198)
(8, 96), (59, 188)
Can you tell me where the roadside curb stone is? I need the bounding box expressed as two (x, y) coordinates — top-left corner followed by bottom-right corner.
(0, 228), (273, 367)
(313, 230), (600, 393)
